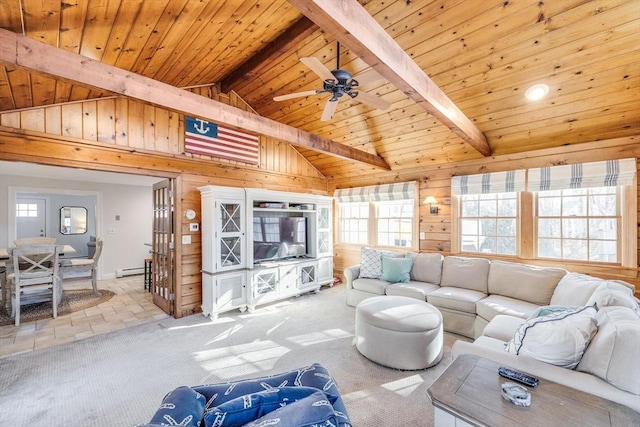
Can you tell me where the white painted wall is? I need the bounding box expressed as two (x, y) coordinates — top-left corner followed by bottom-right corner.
(0, 173), (161, 279)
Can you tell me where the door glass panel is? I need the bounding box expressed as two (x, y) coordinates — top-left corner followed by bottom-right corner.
(318, 207), (330, 229)
(318, 231), (330, 253)
(220, 203), (241, 233)
(300, 265), (315, 284)
(220, 236), (242, 267)
(255, 272), (276, 296)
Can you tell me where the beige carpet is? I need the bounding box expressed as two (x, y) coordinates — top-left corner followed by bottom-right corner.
(0, 289), (114, 326)
(0, 284), (469, 426)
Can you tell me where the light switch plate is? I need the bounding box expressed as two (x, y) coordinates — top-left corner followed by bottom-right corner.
(189, 223), (199, 231)
(182, 235), (191, 245)
(420, 232), (426, 239)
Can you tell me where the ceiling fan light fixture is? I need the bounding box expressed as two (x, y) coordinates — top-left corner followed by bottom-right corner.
(525, 83), (549, 101)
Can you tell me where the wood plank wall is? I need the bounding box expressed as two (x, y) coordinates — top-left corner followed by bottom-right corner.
(329, 136), (640, 293)
(0, 86), (329, 317)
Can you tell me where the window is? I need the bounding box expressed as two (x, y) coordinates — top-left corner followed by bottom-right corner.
(376, 200), (414, 248)
(537, 187), (618, 262)
(338, 202), (369, 245)
(335, 182), (417, 249)
(459, 193), (517, 255)
(452, 170), (526, 256)
(16, 203), (38, 217)
(452, 158), (636, 267)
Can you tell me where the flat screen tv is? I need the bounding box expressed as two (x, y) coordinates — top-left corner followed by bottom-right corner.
(253, 216), (307, 262)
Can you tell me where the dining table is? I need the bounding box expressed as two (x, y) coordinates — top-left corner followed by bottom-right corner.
(0, 244), (77, 311)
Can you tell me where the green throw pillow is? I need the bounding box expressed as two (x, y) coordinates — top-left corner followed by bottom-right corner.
(380, 256), (414, 283)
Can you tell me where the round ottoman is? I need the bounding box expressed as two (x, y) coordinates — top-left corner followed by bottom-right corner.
(355, 296), (443, 370)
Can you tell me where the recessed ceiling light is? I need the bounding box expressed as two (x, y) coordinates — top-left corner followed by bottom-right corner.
(525, 83), (549, 101)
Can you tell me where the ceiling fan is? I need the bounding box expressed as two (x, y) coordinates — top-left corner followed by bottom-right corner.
(273, 42), (391, 121)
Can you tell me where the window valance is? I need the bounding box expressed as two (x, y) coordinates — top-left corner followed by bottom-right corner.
(334, 181), (416, 203)
(528, 158), (636, 191)
(451, 170), (526, 195)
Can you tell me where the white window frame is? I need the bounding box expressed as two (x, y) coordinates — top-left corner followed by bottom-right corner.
(534, 186), (620, 263)
(458, 192), (519, 256)
(335, 182), (418, 250)
(451, 159), (637, 269)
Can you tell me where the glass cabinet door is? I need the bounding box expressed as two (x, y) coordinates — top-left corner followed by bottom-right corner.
(216, 200), (245, 270)
(317, 203), (332, 257)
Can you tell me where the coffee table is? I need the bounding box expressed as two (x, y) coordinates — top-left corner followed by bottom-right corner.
(427, 354), (640, 427)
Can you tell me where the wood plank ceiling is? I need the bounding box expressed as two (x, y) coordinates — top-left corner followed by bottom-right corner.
(0, 0), (638, 185)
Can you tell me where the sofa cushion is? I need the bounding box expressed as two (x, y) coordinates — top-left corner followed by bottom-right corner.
(476, 295), (540, 322)
(148, 386), (205, 427)
(360, 247), (404, 279)
(440, 256), (490, 293)
(427, 287), (486, 314)
(385, 281), (439, 300)
(407, 252), (444, 284)
(380, 256), (413, 283)
(586, 281), (640, 313)
(203, 386), (322, 427)
(577, 306), (640, 395)
(352, 277), (391, 295)
(550, 272), (607, 306)
(244, 390), (339, 427)
(488, 261), (566, 306)
(481, 315), (525, 342)
(505, 305), (597, 369)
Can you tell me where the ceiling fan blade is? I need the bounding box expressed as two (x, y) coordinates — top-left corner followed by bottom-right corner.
(352, 69), (385, 86)
(353, 91), (391, 110)
(300, 57), (336, 82)
(321, 98), (340, 121)
(273, 90), (319, 102)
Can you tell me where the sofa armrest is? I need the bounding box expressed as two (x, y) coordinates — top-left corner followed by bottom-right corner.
(452, 339), (640, 413)
(343, 265), (361, 291)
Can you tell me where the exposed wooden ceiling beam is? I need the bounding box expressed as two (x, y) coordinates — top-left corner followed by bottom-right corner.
(220, 16), (318, 93)
(289, 0), (492, 157)
(0, 28), (390, 170)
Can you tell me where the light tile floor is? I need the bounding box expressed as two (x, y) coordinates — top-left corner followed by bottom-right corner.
(0, 275), (170, 358)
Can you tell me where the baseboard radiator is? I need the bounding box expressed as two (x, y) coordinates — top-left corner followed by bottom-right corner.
(116, 267), (144, 278)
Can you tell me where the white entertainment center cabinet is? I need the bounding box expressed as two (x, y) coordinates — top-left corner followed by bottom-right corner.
(198, 185), (333, 318)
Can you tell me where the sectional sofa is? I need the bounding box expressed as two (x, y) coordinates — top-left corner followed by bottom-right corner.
(343, 248), (640, 412)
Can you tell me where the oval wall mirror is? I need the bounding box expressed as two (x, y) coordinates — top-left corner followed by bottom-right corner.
(60, 206), (88, 235)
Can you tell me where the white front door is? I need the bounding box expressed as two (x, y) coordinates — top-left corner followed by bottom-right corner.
(16, 197), (48, 239)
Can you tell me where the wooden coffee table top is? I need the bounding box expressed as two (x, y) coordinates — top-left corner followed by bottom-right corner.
(427, 354), (640, 427)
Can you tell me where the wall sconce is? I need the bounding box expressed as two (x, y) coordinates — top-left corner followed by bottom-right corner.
(424, 196), (439, 214)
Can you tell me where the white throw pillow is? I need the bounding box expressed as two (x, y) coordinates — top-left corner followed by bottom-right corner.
(586, 282), (640, 313)
(505, 306), (597, 369)
(577, 306), (640, 395)
(550, 272), (605, 306)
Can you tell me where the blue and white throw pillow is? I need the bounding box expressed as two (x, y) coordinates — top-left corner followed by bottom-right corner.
(204, 386), (321, 427)
(360, 247), (403, 279)
(243, 390), (339, 427)
(147, 386), (205, 427)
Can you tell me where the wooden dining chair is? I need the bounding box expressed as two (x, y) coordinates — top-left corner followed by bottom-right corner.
(59, 237), (103, 297)
(8, 244), (61, 326)
(14, 237), (57, 246)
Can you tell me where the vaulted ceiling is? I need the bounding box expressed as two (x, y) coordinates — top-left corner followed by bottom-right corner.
(0, 0), (638, 183)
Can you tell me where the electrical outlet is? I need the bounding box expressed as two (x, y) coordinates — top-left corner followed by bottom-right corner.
(107, 228), (116, 234)
(420, 232), (426, 239)
(189, 223), (199, 232)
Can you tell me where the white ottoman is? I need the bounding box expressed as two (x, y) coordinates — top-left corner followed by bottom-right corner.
(355, 296), (443, 370)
